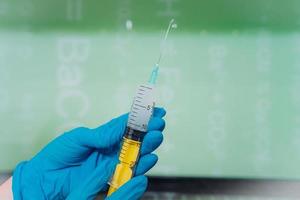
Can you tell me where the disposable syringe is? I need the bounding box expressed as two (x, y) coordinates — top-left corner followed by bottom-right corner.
(107, 19), (176, 196)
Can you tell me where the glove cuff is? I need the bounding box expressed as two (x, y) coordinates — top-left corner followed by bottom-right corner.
(12, 161), (27, 200)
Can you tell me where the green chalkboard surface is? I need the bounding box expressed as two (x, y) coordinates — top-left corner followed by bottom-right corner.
(0, 0), (300, 180)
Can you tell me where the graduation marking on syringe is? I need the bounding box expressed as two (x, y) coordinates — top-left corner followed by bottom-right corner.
(134, 104), (146, 109)
(140, 85), (152, 90)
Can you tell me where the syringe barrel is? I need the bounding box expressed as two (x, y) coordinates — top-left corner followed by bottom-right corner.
(107, 127), (145, 196)
(107, 84), (155, 196)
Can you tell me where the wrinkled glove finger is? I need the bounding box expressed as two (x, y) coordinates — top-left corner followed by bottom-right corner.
(135, 153), (158, 176)
(140, 131), (163, 156)
(153, 107), (166, 118)
(147, 117), (166, 132)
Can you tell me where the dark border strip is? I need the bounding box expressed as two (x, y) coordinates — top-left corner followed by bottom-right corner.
(2, 173), (300, 198)
(148, 176), (300, 198)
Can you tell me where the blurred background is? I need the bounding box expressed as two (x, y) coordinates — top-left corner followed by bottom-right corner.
(1, 0), (300, 199)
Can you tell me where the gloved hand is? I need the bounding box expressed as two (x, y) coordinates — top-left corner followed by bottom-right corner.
(13, 107), (166, 200)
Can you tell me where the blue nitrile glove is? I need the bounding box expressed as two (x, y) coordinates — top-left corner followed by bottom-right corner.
(12, 107), (166, 200)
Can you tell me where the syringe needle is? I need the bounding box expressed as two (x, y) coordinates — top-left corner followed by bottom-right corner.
(156, 19), (177, 66)
(150, 19), (176, 85)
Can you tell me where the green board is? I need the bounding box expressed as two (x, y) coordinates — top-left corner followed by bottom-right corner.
(1, 0), (300, 180)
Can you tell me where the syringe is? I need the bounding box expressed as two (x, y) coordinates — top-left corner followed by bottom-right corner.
(107, 19), (176, 196)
